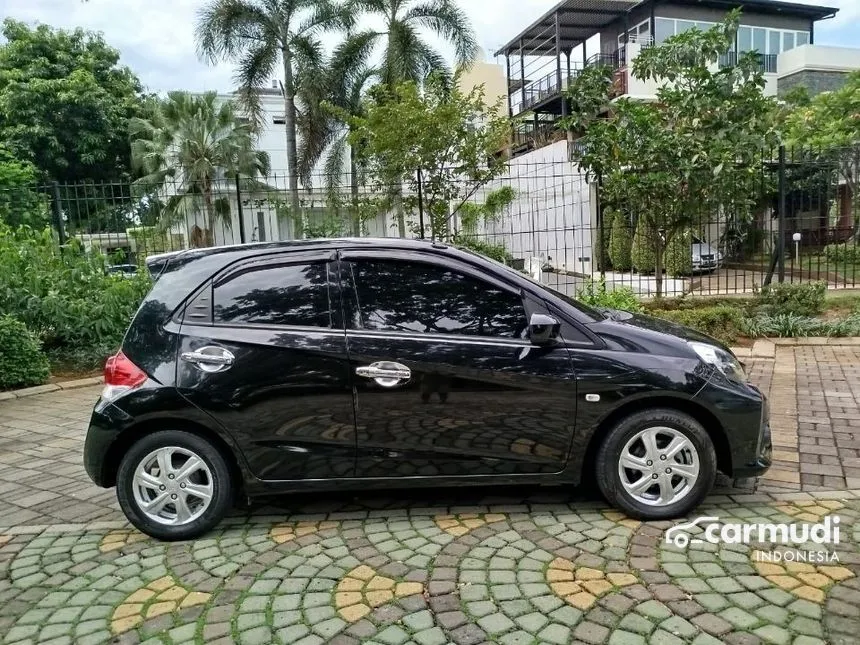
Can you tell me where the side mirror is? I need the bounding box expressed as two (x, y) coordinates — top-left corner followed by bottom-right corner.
(528, 313), (560, 346)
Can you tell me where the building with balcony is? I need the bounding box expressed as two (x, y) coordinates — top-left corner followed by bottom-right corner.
(494, 0), (844, 157)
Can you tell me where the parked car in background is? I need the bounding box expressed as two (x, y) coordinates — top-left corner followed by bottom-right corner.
(106, 264), (139, 278)
(83, 238), (771, 540)
(692, 236), (724, 273)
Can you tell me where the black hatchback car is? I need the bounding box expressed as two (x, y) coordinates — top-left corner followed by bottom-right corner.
(84, 238), (771, 540)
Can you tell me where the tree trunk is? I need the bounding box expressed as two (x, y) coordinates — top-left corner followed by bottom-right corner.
(349, 148), (361, 236)
(282, 48), (301, 240)
(202, 177), (215, 248)
(654, 238), (664, 299)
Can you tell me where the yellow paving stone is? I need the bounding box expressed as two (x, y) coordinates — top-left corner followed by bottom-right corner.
(146, 601), (176, 618)
(606, 573), (638, 587)
(754, 562), (787, 577)
(349, 565), (376, 581)
(549, 557), (576, 571)
(295, 525), (318, 537)
(792, 585), (826, 604)
(484, 514), (506, 523)
(795, 501), (817, 507)
(157, 586), (187, 601)
(767, 575), (801, 590)
(785, 561), (816, 574)
(462, 518), (485, 529)
(113, 603), (142, 619)
(270, 526), (296, 544)
(336, 592), (363, 608)
(567, 591), (598, 610)
(126, 588), (156, 604)
(179, 592), (210, 609)
(0, 535), (11, 547)
(459, 513), (480, 520)
(99, 530), (147, 553)
(365, 590), (393, 607)
(318, 521), (339, 530)
(366, 575), (395, 591)
(435, 519), (460, 529)
(339, 603), (371, 622)
(550, 582), (582, 597)
(795, 512), (822, 523)
(395, 582), (424, 597)
(447, 526), (470, 537)
(819, 566), (855, 582)
(547, 568), (574, 582)
(602, 511), (626, 522)
(582, 579), (613, 596)
(817, 500), (844, 510)
(338, 577), (364, 592)
(574, 568), (604, 581)
(797, 572), (832, 589)
(148, 576), (174, 591)
(111, 615), (143, 634)
(619, 519), (641, 530)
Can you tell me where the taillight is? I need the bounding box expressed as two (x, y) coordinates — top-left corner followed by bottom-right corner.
(102, 351), (147, 401)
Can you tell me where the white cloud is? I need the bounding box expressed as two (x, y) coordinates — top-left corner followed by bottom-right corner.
(4, 0), (858, 92)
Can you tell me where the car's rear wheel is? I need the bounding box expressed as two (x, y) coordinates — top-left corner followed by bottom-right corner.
(116, 430), (232, 540)
(596, 409), (716, 520)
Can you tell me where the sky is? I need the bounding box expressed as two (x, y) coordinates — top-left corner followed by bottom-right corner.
(2, 0), (859, 94)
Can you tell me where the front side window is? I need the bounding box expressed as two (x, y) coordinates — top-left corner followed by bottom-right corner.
(346, 259), (528, 339)
(214, 262), (331, 327)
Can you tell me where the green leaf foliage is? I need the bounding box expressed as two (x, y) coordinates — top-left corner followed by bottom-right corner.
(652, 306), (744, 344)
(0, 144), (48, 227)
(666, 229), (693, 277)
(0, 19), (146, 182)
(0, 315), (50, 389)
(576, 278), (644, 313)
(631, 219), (657, 275)
(0, 224), (152, 352)
(609, 212), (633, 271)
(595, 208), (615, 271)
(755, 281), (827, 317)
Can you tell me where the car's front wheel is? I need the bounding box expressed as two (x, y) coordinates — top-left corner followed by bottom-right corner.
(596, 409), (716, 520)
(116, 430), (232, 540)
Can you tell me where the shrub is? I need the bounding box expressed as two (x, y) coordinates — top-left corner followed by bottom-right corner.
(631, 219), (656, 275)
(666, 229), (693, 277)
(755, 281), (827, 317)
(0, 224), (152, 352)
(741, 313), (860, 339)
(576, 278), (644, 313)
(596, 208), (615, 271)
(454, 235), (514, 265)
(824, 243), (860, 265)
(652, 306), (744, 344)
(609, 212), (633, 271)
(0, 315), (50, 389)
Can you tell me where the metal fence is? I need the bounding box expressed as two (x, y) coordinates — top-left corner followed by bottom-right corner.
(5, 142), (859, 300)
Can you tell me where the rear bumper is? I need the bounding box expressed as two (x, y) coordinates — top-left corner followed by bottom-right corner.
(83, 399), (125, 488)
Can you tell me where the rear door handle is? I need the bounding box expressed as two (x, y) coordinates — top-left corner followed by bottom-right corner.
(356, 362), (411, 387)
(181, 347), (235, 373)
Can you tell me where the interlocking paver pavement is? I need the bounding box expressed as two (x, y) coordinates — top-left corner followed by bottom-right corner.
(2, 340), (860, 644)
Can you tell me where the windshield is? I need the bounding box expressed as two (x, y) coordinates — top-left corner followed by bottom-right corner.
(459, 248), (604, 322)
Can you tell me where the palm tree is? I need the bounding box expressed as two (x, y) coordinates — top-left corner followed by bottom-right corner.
(130, 91), (270, 247)
(297, 38), (378, 235)
(334, 0), (479, 235)
(195, 0), (349, 236)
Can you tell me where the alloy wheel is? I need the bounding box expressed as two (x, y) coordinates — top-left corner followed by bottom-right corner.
(617, 426), (700, 506)
(132, 446), (214, 525)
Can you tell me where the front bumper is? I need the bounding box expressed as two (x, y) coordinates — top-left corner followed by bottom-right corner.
(732, 386), (772, 478)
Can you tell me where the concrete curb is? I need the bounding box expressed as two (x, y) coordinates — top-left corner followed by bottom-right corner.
(0, 376), (101, 401)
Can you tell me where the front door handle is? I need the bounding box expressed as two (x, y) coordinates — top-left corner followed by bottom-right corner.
(356, 362), (411, 388)
(181, 347), (235, 373)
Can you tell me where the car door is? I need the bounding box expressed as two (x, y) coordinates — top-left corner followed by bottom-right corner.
(338, 249), (578, 479)
(176, 251), (356, 481)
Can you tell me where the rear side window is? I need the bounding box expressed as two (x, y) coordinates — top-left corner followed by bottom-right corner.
(346, 259), (527, 338)
(214, 262), (331, 327)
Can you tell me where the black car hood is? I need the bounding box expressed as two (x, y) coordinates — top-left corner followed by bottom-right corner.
(587, 310), (732, 356)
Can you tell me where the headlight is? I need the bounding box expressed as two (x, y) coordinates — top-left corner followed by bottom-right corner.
(689, 341), (747, 382)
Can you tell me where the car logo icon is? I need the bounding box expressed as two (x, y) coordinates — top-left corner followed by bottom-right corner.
(664, 516), (720, 548)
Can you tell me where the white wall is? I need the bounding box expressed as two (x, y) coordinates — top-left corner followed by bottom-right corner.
(778, 44), (860, 78)
(478, 140), (594, 276)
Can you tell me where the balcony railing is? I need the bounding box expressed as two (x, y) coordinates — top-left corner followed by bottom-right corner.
(519, 70), (582, 112)
(511, 120), (562, 151)
(719, 52), (778, 74)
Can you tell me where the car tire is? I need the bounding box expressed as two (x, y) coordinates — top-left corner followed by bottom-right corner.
(595, 408), (716, 520)
(116, 430), (233, 541)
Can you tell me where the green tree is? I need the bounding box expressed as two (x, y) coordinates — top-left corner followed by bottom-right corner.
(596, 207), (616, 271)
(562, 10), (777, 296)
(631, 218), (657, 275)
(344, 74), (509, 241)
(297, 37), (379, 235)
(0, 145), (48, 228)
(195, 0), (349, 232)
(609, 211), (633, 272)
(337, 0), (478, 235)
(0, 19), (145, 183)
(665, 228), (693, 277)
(784, 71), (860, 238)
(130, 92), (271, 247)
